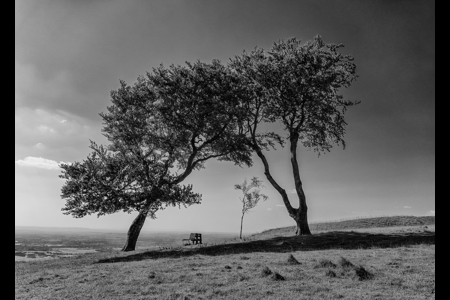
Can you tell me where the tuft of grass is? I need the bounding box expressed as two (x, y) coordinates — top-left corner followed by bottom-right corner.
(238, 274), (249, 281)
(354, 265), (374, 280)
(389, 277), (403, 287)
(271, 271), (285, 281)
(316, 258), (336, 268)
(287, 254), (300, 265)
(261, 266), (273, 276)
(28, 277), (44, 284)
(325, 269), (337, 277)
(338, 257), (354, 268)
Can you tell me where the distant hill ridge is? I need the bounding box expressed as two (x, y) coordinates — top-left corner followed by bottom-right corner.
(255, 215), (435, 237)
(15, 226), (98, 232)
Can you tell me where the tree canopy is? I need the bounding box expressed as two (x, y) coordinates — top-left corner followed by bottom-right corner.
(230, 35), (359, 235)
(60, 35), (358, 247)
(60, 60), (252, 251)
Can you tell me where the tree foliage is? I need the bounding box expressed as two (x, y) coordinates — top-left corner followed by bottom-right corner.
(235, 177), (268, 214)
(60, 60), (253, 250)
(231, 35), (358, 152)
(229, 35), (359, 235)
(59, 35), (358, 244)
(235, 177), (268, 239)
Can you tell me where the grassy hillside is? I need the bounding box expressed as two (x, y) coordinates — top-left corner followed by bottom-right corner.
(15, 216), (435, 300)
(253, 215), (435, 239)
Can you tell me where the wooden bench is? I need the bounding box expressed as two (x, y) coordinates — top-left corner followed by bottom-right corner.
(182, 233), (202, 245)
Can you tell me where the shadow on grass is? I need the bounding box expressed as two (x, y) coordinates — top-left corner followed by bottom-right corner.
(95, 230), (434, 264)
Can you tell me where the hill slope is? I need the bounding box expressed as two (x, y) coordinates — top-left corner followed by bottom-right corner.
(253, 215), (435, 238)
(15, 215), (435, 300)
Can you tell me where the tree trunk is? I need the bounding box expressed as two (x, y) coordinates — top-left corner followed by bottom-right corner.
(240, 214), (244, 239)
(253, 147), (297, 217)
(289, 133), (312, 236)
(294, 205), (311, 235)
(121, 210), (148, 252)
(253, 141), (312, 236)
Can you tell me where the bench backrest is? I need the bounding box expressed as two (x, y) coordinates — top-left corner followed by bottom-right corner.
(189, 233), (201, 240)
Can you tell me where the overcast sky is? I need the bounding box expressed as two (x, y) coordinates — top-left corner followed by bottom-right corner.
(15, 0), (435, 234)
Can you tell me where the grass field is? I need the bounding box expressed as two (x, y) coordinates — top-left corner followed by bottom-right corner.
(15, 216), (435, 299)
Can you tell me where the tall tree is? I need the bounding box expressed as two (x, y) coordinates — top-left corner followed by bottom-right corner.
(230, 35), (359, 235)
(60, 60), (252, 251)
(234, 177), (268, 239)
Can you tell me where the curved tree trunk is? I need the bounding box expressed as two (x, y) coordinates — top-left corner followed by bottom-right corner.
(253, 141), (311, 236)
(290, 133), (311, 235)
(254, 148), (296, 216)
(121, 210), (148, 252)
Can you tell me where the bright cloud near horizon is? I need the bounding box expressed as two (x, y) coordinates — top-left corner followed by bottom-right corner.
(15, 0), (435, 234)
(15, 156), (69, 170)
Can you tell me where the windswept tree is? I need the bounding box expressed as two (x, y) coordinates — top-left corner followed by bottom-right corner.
(60, 60), (252, 251)
(234, 177), (268, 239)
(230, 35), (359, 235)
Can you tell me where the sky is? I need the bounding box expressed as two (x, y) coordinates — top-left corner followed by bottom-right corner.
(15, 0), (435, 234)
